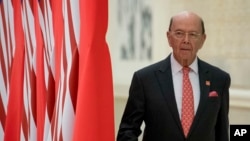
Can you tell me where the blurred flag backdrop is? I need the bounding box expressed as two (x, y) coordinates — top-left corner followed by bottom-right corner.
(0, 0), (115, 141)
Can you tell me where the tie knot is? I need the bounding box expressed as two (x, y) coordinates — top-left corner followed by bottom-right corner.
(183, 67), (190, 74)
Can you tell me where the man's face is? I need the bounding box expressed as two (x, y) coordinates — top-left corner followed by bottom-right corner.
(167, 13), (206, 66)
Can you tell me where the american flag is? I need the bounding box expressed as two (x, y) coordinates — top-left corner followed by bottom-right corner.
(0, 0), (114, 141)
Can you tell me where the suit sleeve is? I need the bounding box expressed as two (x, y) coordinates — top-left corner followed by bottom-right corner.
(215, 73), (231, 141)
(117, 72), (145, 141)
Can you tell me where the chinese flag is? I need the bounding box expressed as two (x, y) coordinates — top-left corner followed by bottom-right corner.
(73, 0), (115, 140)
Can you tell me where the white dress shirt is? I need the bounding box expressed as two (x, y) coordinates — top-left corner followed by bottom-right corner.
(170, 54), (200, 119)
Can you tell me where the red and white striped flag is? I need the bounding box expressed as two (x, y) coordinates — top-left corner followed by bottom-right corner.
(32, 0), (47, 141)
(50, 0), (80, 140)
(37, 0), (56, 140)
(22, 0), (40, 140)
(4, 0), (25, 140)
(0, 0), (114, 140)
(0, 0), (15, 140)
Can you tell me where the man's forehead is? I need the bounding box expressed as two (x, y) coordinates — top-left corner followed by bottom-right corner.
(171, 12), (202, 30)
(172, 11), (200, 22)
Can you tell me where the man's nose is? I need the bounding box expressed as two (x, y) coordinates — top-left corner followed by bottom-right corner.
(183, 33), (190, 44)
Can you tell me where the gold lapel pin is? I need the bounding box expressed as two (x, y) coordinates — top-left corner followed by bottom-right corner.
(206, 81), (210, 86)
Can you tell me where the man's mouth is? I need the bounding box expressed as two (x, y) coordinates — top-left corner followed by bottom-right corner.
(181, 48), (191, 51)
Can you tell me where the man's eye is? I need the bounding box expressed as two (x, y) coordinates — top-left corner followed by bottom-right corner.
(176, 32), (183, 36)
(189, 33), (196, 37)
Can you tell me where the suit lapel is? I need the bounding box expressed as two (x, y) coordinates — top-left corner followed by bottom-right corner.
(155, 56), (183, 132)
(188, 59), (211, 137)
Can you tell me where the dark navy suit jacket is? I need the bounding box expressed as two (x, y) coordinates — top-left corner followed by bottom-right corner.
(117, 54), (230, 141)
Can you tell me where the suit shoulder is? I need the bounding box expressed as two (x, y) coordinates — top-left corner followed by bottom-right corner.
(135, 59), (167, 76)
(199, 59), (230, 77)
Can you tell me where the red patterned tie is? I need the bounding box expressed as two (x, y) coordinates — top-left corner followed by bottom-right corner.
(181, 67), (194, 137)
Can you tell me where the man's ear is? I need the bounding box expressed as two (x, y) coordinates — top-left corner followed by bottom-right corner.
(166, 31), (173, 48)
(199, 34), (206, 49)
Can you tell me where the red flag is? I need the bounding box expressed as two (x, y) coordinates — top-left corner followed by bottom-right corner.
(4, 0), (25, 140)
(73, 0), (115, 140)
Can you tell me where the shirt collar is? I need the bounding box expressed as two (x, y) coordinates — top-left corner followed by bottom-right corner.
(170, 53), (198, 74)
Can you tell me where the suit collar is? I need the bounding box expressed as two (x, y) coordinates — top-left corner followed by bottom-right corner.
(170, 53), (199, 74)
